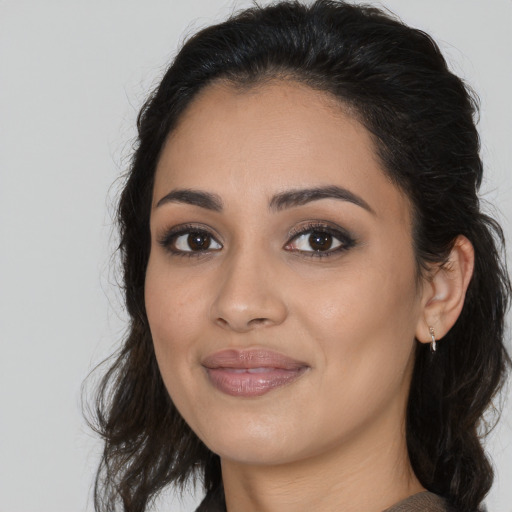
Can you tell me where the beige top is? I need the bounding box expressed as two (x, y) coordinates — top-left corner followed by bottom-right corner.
(384, 491), (454, 512)
(196, 490), (455, 511)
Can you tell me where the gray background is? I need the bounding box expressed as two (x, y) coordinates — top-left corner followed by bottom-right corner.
(1, 1), (510, 511)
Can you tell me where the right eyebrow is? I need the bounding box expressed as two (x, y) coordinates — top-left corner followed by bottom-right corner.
(155, 189), (223, 212)
(269, 185), (375, 215)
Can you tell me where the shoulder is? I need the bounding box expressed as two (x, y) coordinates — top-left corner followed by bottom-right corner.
(383, 491), (458, 512)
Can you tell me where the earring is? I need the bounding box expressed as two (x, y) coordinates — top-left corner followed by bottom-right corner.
(429, 326), (437, 352)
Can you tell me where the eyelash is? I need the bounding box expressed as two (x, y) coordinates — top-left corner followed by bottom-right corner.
(157, 223), (221, 258)
(157, 222), (356, 259)
(286, 222), (356, 258)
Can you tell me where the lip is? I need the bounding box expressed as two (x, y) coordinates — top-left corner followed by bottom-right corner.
(202, 349), (310, 397)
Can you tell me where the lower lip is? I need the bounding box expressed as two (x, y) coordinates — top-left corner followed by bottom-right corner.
(204, 367), (308, 397)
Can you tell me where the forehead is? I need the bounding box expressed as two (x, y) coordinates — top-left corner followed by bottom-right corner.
(154, 80), (411, 225)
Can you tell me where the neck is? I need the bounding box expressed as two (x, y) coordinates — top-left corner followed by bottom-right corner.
(221, 411), (424, 512)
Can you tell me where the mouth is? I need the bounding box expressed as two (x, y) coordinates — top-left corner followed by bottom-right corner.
(201, 349), (310, 397)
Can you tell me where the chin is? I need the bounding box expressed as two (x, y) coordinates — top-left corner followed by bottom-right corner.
(191, 405), (322, 467)
(208, 434), (300, 466)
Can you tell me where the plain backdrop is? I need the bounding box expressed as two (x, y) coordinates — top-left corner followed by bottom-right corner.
(1, 1), (511, 511)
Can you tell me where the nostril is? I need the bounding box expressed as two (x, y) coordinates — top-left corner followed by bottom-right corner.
(248, 317), (270, 327)
(214, 316), (271, 331)
(215, 318), (229, 328)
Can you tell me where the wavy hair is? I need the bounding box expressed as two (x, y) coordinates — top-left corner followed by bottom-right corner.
(91, 2), (511, 511)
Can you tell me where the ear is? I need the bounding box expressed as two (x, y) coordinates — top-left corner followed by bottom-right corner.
(415, 235), (475, 346)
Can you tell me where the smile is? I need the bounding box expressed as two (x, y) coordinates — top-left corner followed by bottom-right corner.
(202, 349), (310, 397)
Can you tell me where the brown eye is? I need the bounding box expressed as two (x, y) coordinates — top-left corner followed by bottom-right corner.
(308, 231), (334, 251)
(170, 230), (222, 253)
(187, 232), (212, 251)
(287, 228), (344, 253)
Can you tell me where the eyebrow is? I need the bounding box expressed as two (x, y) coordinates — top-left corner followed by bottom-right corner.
(269, 185), (375, 214)
(155, 189), (223, 211)
(155, 185), (374, 214)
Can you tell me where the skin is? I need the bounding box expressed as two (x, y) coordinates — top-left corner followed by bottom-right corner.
(145, 80), (474, 512)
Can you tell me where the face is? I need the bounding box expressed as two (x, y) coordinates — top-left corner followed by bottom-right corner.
(145, 80), (425, 467)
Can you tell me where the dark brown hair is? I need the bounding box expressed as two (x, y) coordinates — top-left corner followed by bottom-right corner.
(91, 2), (511, 511)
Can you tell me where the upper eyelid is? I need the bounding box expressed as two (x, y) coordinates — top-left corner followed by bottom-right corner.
(158, 223), (223, 243)
(286, 222), (353, 241)
(159, 221), (350, 238)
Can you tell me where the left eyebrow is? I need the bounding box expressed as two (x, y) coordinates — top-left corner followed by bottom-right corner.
(269, 185), (375, 215)
(155, 188), (223, 212)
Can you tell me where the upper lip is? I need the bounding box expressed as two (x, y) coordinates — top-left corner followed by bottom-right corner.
(202, 349), (309, 370)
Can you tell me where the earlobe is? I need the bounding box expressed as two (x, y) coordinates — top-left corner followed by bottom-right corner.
(416, 235), (475, 346)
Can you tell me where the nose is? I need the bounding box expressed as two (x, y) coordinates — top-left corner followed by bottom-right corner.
(210, 249), (288, 333)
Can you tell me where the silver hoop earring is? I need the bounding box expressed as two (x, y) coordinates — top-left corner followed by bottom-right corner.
(429, 326), (437, 352)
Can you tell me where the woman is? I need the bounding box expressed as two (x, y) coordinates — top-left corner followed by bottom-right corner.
(92, 1), (511, 511)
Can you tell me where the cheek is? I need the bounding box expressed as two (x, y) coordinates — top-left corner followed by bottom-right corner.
(144, 257), (213, 427)
(288, 269), (419, 445)
(294, 259), (419, 343)
(146, 255), (204, 337)
(293, 251), (421, 388)
(145, 257), (206, 376)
